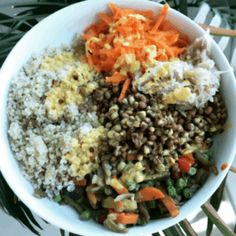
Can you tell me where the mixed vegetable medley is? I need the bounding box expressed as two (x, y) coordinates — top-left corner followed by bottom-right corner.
(8, 3), (227, 233)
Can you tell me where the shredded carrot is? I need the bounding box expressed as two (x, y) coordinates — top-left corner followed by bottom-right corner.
(151, 3), (169, 32)
(137, 186), (165, 202)
(221, 162), (228, 171)
(82, 3), (189, 100)
(116, 213), (139, 225)
(160, 20), (175, 31)
(105, 71), (126, 85)
(74, 178), (87, 186)
(118, 78), (131, 102)
(160, 195), (179, 217)
(98, 12), (113, 25)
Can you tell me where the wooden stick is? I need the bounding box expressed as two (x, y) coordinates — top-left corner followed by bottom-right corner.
(199, 24), (236, 37)
(230, 166), (236, 174)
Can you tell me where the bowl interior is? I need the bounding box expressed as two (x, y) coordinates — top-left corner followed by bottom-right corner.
(0, 0), (236, 235)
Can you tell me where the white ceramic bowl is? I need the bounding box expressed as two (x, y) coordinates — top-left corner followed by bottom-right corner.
(0, 0), (236, 235)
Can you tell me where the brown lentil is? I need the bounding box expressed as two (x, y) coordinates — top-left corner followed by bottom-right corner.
(92, 78), (227, 172)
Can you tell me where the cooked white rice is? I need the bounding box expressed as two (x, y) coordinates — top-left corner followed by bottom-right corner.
(134, 36), (220, 108)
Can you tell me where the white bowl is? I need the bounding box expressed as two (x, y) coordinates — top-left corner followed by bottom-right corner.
(0, 0), (236, 235)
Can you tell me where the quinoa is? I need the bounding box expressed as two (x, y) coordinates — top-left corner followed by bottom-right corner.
(8, 43), (101, 198)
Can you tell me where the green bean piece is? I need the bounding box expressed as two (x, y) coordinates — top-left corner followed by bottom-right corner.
(77, 196), (84, 204)
(145, 180), (156, 186)
(158, 203), (168, 215)
(206, 149), (213, 159)
(147, 200), (156, 209)
(137, 218), (146, 225)
(126, 180), (136, 191)
(195, 168), (210, 185)
(183, 188), (193, 199)
(138, 203), (150, 223)
(54, 195), (62, 202)
(80, 210), (92, 221)
(196, 151), (209, 160)
(176, 178), (187, 189)
(188, 167), (197, 176)
(190, 184), (199, 193)
(140, 179), (156, 188)
(167, 186), (177, 198)
(145, 172), (170, 181)
(63, 195), (83, 214)
(210, 165), (219, 176)
(195, 151), (211, 167)
(92, 210), (104, 222)
(165, 178), (174, 187)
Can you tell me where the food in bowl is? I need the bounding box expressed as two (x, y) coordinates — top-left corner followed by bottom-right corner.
(7, 3), (227, 233)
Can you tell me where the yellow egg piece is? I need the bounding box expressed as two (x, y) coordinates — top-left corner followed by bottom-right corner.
(163, 87), (192, 104)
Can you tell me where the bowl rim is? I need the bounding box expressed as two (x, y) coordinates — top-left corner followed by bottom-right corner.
(0, 0), (236, 235)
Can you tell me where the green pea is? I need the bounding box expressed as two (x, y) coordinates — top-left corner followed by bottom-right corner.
(53, 195), (62, 202)
(183, 188), (193, 199)
(165, 178), (174, 187)
(188, 167), (197, 176)
(167, 186), (177, 198)
(80, 210), (92, 221)
(176, 178), (187, 189)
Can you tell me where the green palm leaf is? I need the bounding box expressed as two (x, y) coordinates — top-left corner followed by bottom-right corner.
(68, 233), (82, 236)
(0, 12), (31, 31)
(202, 202), (235, 236)
(163, 224), (185, 236)
(60, 229), (65, 236)
(206, 176), (227, 236)
(179, 219), (197, 236)
(0, 173), (41, 235)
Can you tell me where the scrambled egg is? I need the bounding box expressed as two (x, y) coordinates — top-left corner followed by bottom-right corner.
(142, 45), (158, 68)
(109, 14), (146, 33)
(163, 87), (192, 104)
(114, 53), (140, 76)
(64, 126), (107, 178)
(44, 53), (98, 119)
